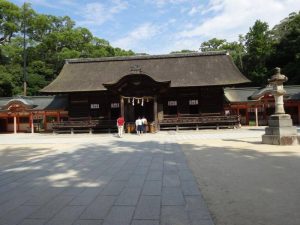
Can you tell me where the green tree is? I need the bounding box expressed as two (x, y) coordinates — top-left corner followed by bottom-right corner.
(0, 37), (23, 64)
(243, 20), (274, 85)
(0, 65), (14, 96)
(272, 12), (299, 40)
(200, 38), (227, 52)
(170, 49), (197, 54)
(270, 11), (300, 84)
(200, 37), (245, 70)
(0, 0), (21, 45)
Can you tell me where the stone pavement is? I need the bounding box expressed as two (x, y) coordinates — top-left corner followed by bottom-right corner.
(0, 134), (215, 225)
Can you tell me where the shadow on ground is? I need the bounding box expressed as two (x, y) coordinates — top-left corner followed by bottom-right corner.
(0, 139), (202, 225)
(181, 140), (300, 225)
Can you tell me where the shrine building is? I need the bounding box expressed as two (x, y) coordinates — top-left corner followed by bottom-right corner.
(41, 51), (248, 132)
(1, 51), (298, 133)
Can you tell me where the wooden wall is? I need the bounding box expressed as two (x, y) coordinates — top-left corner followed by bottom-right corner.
(68, 86), (225, 120)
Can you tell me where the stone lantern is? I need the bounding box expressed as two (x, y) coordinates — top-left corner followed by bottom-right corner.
(262, 68), (299, 145)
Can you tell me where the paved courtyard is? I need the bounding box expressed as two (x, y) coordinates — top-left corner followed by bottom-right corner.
(0, 130), (224, 225)
(0, 127), (299, 225)
(180, 128), (300, 225)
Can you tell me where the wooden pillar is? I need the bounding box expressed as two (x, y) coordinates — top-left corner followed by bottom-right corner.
(43, 112), (46, 131)
(17, 114), (20, 132)
(28, 114), (31, 132)
(245, 106), (249, 125)
(57, 112), (61, 122)
(13, 115), (17, 134)
(236, 106), (241, 126)
(30, 113), (34, 133)
(153, 96), (158, 130)
(120, 96), (124, 117)
(263, 103), (267, 125)
(5, 117), (8, 132)
(255, 107), (258, 127)
(298, 104), (300, 125)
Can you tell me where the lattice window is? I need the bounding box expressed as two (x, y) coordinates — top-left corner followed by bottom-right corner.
(111, 103), (120, 108)
(168, 101), (177, 106)
(189, 100), (198, 105)
(90, 104), (100, 109)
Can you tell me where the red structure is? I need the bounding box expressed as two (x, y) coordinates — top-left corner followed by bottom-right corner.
(224, 86), (300, 126)
(0, 96), (68, 133)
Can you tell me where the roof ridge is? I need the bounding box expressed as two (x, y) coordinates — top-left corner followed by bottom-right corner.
(224, 87), (260, 90)
(0, 95), (65, 100)
(224, 85), (300, 90)
(66, 51), (228, 64)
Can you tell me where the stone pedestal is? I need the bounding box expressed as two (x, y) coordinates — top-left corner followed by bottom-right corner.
(262, 114), (299, 145)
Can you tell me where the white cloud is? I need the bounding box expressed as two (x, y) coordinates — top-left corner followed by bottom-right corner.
(200, 0), (224, 15)
(22, 0), (79, 9)
(79, 0), (128, 26)
(188, 7), (198, 16)
(147, 0), (188, 7)
(24, 0), (59, 8)
(157, 38), (200, 54)
(188, 5), (204, 16)
(180, 0), (300, 41)
(112, 23), (159, 51)
(110, 0), (128, 13)
(59, 0), (79, 6)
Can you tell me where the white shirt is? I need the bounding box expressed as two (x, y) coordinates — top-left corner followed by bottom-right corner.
(135, 119), (142, 126)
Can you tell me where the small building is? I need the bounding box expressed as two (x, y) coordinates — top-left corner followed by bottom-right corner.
(224, 85), (300, 126)
(0, 96), (68, 133)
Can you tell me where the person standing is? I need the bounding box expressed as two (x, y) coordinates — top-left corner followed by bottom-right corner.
(135, 117), (142, 135)
(117, 116), (125, 137)
(142, 116), (147, 133)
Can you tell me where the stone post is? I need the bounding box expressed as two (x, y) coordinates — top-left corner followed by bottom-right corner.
(262, 68), (299, 145)
(269, 68), (287, 114)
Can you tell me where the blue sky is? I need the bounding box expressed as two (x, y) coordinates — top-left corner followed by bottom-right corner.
(10, 0), (300, 54)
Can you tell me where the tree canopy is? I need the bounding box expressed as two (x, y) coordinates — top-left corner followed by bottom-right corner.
(196, 11), (300, 86)
(0, 0), (134, 96)
(0, 0), (20, 44)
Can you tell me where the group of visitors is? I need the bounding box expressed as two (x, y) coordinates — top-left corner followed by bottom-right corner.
(135, 116), (147, 135)
(116, 115), (148, 137)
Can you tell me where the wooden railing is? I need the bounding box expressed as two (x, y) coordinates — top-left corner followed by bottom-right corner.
(159, 114), (240, 130)
(52, 118), (119, 134)
(52, 114), (240, 133)
(52, 119), (99, 134)
(52, 120), (98, 129)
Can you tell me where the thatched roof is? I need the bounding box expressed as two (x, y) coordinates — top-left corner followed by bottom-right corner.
(41, 51), (250, 93)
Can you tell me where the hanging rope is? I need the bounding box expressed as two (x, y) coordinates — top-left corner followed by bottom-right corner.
(122, 96), (153, 107)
